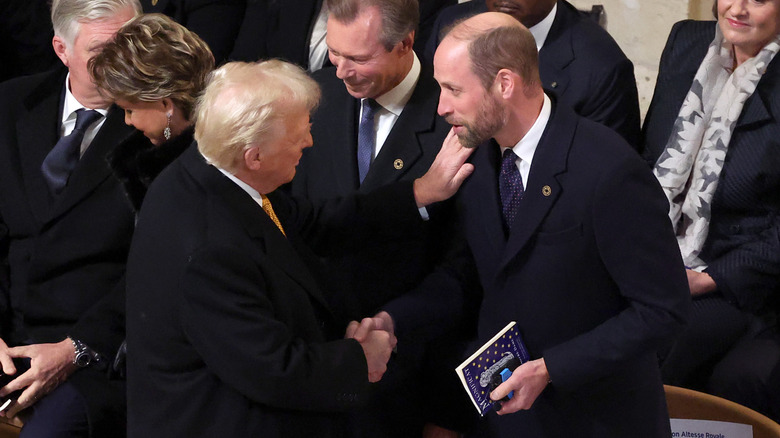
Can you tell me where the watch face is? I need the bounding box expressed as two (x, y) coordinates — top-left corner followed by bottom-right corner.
(75, 352), (92, 367)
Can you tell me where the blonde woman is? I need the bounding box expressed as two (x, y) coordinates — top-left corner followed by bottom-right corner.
(89, 13), (214, 211)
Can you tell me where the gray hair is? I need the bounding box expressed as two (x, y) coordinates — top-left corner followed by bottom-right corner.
(195, 60), (321, 172)
(327, 0), (419, 51)
(51, 0), (142, 47)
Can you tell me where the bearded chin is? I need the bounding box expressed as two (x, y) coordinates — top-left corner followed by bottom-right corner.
(457, 128), (487, 149)
(457, 100), (507, 149)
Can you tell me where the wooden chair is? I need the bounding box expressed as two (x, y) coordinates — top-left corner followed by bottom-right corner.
(665, 385), (780, 438)
(0, 416), (21, 438)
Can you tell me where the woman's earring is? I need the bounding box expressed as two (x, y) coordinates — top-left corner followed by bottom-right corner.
(163, 113), (172, 140)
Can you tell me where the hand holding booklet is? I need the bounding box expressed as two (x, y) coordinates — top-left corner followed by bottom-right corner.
(455, 321), (530, 416)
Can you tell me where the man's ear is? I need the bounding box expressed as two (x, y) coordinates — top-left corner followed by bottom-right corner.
(53, 36), (70, 67)
(494, 69), (516, 100)
(244, 146), (263, 171)
(398, 32), (415, 55)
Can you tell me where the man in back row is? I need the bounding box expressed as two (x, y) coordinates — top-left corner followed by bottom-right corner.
(290, 0), (476, 435)
(425, 0), (642, 149)
(0, 0), (147, 436)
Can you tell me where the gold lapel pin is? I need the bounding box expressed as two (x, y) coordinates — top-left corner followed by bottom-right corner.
(542, 185), (552, 197)
(393, 159), (404, 170)
(151, 0), (158, 4)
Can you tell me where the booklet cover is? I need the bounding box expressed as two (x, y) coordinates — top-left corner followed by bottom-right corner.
(455, 321), (531, 416)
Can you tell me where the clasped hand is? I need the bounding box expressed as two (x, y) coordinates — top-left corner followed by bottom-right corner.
(414, 128), (475, 208)
(0, 338), (77, 417)
(345, 312), (396, 383)
(489, 358), (550, 415)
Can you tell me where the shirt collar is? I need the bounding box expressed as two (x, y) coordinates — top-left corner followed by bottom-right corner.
(61, 73), (109, 126)
(373, 53), (421, 117)
(529, 2), (557, 51)
(215, 165), (265, 207)
(502, 93), (552, 164)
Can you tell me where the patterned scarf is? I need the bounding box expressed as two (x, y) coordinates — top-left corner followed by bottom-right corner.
(653, 25), (780, 270)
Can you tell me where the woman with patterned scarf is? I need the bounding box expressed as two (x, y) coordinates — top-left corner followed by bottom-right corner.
(642, 0), (780, 422)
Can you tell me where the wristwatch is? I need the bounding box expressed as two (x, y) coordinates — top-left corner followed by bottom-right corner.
(68, 337), (99, 368)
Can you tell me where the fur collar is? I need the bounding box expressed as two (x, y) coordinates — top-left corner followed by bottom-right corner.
(109, 127), (194, 212)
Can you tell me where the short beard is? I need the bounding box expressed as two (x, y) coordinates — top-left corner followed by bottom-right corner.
(456, 94), (506, 149)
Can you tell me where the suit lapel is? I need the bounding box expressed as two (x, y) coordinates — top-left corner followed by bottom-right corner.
(46, 105), (136, 222)
(361, 74), (440, 191)
(465, 141), (506, 259)
(736, 65), (776, 129)
(538, 2), (575, 97)
(500, 100), (573, 271)
(321, 89), (360, 193)
(187, 150), (331, 311)
(17, 70), (65, 223)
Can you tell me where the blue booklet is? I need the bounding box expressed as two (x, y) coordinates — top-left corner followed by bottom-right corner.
(455, 321), (531, 415)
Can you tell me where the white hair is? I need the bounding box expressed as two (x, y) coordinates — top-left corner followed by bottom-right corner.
(51, 0), (141, 47)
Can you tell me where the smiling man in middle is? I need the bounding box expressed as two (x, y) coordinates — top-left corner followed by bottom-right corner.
(287, 0), (476, 436)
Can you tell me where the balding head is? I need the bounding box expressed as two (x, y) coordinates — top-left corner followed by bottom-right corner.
(485, 0), (557, 28)
(433, 12), (545, 149)
(441, 12), (540, 92)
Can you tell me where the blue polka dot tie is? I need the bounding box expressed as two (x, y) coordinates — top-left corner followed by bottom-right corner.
(499, 149), (524, 230)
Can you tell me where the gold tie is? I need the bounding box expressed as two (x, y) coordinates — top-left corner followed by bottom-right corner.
(260, 195), (286, 236)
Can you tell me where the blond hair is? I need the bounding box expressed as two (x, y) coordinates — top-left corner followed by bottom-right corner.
(195, 60), (321, 172)
(89, 13), (214, 120)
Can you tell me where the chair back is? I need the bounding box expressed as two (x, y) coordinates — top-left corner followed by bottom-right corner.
(665, 385), (780, 438)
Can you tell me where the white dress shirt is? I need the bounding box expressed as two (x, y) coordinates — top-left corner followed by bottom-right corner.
(61, 73), (108, 157)
(500, 93), (552, 187)
(529, 3), (557, 51)
(358, 53), (421, 158)
(216, 166), (266, 208)
(308, 3), (330, 72)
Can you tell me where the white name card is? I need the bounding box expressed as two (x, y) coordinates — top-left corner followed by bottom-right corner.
(670, 419), (753, 438)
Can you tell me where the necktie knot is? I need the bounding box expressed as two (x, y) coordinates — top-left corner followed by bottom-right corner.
(501, 149), (518, 173)
(261, 195), (286, 237)
(73, 109), (102, 132)
(360, 98), (379, 122)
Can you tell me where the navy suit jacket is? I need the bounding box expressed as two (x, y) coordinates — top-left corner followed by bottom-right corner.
(0, 67), (149, 436)
(141, 0), (245, 64)
(230, 0), (455, 67)
(390, 98), (690, 436)
(289, 65), (472, 326)
(643, 20), (780, 315)
(425, 0), (641, 149)
(126, 146), (426, 437)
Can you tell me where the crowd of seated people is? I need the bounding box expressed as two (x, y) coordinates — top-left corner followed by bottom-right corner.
(0, 0), (777, 437)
